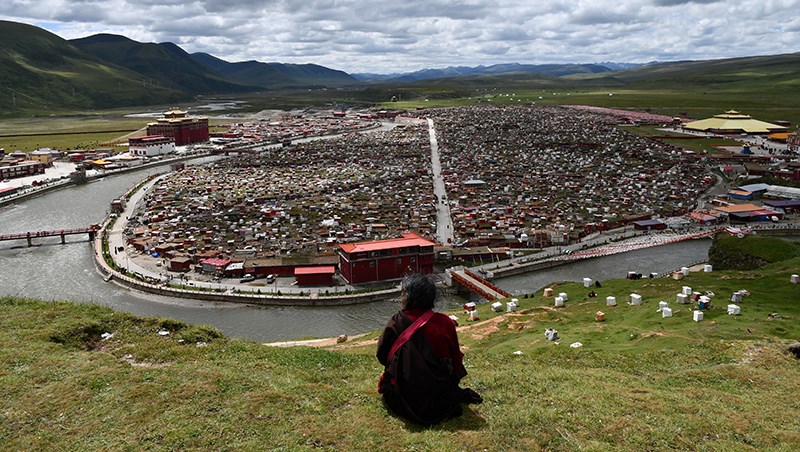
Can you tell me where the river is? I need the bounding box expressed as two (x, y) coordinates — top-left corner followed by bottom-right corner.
(0, 163), (711, 342)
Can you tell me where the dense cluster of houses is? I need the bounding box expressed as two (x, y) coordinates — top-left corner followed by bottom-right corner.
(118, 104), (799, 286)
(212, 115), (378, 149)
(124, 123), (437, 283)
(422, 105), (714, 247)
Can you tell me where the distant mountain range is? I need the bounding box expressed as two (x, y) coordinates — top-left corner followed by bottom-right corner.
(189, 52), (356, 89)
(352, 62), (638, 83)
(2, 19), (800, 114)
(0, 20), (359, 112)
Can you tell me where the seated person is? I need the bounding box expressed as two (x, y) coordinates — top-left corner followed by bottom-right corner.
(377, 274), (482, 425)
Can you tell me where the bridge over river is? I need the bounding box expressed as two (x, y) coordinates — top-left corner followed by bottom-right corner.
(0, 226), (100, 247)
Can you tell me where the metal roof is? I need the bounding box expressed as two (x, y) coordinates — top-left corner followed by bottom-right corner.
(339, 233), (436, 253)
(294, 266), (336, 275)
(736, 183), (770, 193)
(684, 112), (787, 133)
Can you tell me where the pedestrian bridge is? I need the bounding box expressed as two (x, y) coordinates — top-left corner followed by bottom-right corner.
(448, 267), (511, 301)
(0, 226), (100, 247)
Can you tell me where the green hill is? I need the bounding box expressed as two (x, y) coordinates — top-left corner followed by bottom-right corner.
(2, 253), (800, 449)
(607, 53), (800, 90)
(190, 52), (359, 89)
(70, 34), (258, 95)
(0, 20), (191, 113)
(709, 233), (800, 270)
(373, 53), (800, 124)
(0, 20), (359, 116)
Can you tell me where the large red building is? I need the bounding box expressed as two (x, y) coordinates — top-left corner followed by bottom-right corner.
(338, 232), (436, 284)
(146, 108), (209, 146)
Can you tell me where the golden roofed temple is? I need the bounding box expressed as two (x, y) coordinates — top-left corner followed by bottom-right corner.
(683, 110), (788, 134)
(146, 107), (209, 146)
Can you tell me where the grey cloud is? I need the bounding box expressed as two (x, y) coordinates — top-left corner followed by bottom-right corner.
(570, 8), (640, 26)
(1, 0), (799, 73)
(489, 27), (531, 42)
(652, 0), (721, 6)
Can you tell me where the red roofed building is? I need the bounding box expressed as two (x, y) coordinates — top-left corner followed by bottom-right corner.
(146, 108), (209, 146)
(338, 232), (435, 284)
(295, 266), (336, 286)
(200, 257), (231, 273)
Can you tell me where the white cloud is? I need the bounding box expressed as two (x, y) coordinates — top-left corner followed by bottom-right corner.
(1, 0), (798, 73)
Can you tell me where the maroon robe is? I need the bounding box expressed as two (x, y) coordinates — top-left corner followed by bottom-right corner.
(377, 308), (468, 424)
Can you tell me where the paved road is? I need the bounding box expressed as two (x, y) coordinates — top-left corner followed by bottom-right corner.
(428, 118), (454, 245)
(107, 175), (168, 283)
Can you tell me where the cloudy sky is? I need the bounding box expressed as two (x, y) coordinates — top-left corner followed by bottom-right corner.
(2, 0), (799, 74)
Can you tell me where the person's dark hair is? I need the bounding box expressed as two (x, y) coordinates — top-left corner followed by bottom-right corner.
(401, 274), (436, 309)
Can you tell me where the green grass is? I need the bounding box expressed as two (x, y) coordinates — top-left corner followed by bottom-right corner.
(619, 125), (744, 155)
(709, 234), (800, 270)
(378, 83), (800, 127)
(2, 254), (800, 450)
(0, 114), (230, 151)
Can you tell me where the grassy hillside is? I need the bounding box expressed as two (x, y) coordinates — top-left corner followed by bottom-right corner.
(709, 233), (800, 270)
(372, 53), (800, 126)
(191, 53), (359, 89)
(2, 254), (800, 450)
(0, 21), (191, 115)
(70, 34), (258, 95)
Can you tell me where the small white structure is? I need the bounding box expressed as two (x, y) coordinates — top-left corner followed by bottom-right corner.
(469, 310), (479, 321)
(792, 274), (799, 284)
(545, 328), (559, 341)
(511, 297), (520, 307)
(606, 296), (617, 307)
(727, 304), (741, 315)
(682, 286), (693, 295)
(676, 293), (689, 304)
(658, 301), (669, 311)
(681, 266), (690, 275)
(506, 301), (517, 312)
(543, 288), (554, 297)
(559, 292), (568, 301)
(662, 307), (673, 318)
(704, 264), (713, 273)
(128, 135), (176, 157)
(629, 294), (642, 305)
(555, 296), (565, 307)
(731, 292), (743, 303)
(107, 153), (144, 168)
(491, 301), (503, 312)
(583, 278), (593, 288)
(448, 314), (459, 325)
(693, 310), (704, 322)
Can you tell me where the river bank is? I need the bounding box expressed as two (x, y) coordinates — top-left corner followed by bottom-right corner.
(0, 151), (212, 208)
